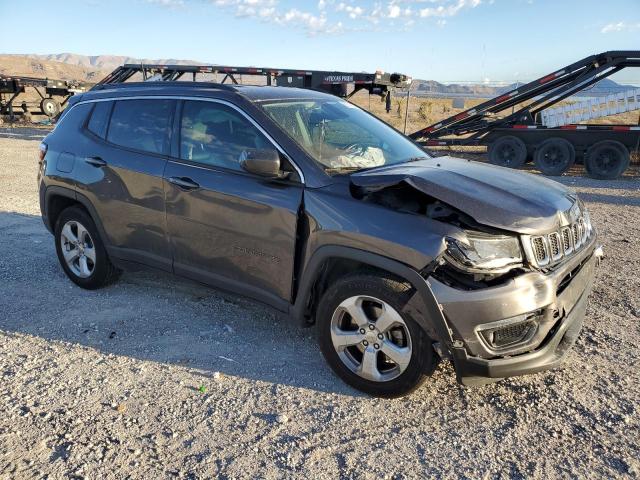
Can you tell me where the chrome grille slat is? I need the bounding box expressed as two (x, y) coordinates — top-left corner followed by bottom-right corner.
(548, 233), (562, 261)
(561, 227), (573, 254)
(528, 211), (592, 267)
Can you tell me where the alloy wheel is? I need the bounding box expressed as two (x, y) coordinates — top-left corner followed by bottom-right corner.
(60, 220), (96, 278)
(330, 295), (412, 382)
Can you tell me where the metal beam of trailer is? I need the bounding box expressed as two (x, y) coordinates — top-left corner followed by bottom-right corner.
(95, 63), (411, 100)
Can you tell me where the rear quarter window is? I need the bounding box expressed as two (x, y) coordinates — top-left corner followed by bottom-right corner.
(107, 99), (174, 155)
(86, 101), (113, 138)
(54, 103), (93, 134)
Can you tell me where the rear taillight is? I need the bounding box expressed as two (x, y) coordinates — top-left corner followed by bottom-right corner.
(39, 142), (48, 162)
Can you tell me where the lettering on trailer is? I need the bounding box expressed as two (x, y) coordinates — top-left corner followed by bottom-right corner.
(323, 75), (354, 84)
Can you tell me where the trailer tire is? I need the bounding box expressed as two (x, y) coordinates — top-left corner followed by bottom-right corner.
(40, 98), (61, 117)
(584, 140), (630, 180)
(488, 136), (527, 169)
(533, 138), (575, 176)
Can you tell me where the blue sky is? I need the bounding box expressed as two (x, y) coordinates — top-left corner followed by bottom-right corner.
(1, 0), (639, 84)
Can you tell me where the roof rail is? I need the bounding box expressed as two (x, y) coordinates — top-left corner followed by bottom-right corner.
(90, 81), (237, 92)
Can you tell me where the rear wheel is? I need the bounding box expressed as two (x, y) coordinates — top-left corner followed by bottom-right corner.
(533, 137), (576, 176)
(54, 206), (121, 289)
(584, 140), (630, 179)
(316, 273), (433, 397)
(488, 135), (527, 168)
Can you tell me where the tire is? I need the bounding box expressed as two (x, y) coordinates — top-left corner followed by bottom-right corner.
(316, 272), (433, 397)
(54, 206), (121, 289)
(584, 140), (630, 180)
(40, 98), (61, 117)
(488, 135), (527, 168)
(533, 137), (576, 176)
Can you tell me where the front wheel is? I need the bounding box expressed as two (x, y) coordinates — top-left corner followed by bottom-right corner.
(316, 273), (433, 397)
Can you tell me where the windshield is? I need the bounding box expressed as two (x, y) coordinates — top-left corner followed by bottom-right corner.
(260, 99), (429, 174)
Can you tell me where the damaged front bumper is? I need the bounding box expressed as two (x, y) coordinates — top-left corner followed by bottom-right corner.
(427, 239), (600, 386)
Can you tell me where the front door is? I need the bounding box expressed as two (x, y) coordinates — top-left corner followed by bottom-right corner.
(164, 99), (303, 306)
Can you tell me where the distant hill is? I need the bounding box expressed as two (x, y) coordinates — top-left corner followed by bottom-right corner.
(413, 77), (637, 98)
(24, 53), (202, 73)
(0, 53), (203, 83)
(0, 54), (110, 82)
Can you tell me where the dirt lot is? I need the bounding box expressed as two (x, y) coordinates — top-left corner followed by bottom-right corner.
(0, 127), (639, 479)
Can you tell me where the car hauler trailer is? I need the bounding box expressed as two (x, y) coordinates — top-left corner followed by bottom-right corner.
(0, 75), (90, 119)
(97, 63), (411, 98)
(95, 63), (410, 108)
(409, 51), (640, 179)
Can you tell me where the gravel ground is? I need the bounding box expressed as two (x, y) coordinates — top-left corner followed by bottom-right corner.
(0, 127), (639, 479)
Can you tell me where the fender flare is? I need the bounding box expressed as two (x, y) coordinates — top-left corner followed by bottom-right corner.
(43, 186), (110, 247)
(291, 245), (453, 346)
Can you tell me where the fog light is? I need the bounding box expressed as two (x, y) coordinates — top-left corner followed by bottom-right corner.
(478, 311), (542, 350)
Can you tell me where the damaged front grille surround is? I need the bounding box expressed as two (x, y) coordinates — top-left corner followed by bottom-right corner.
(524, 211), (593, 268)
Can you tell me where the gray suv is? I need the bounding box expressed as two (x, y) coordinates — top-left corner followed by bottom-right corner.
(38, 82), (600, 396)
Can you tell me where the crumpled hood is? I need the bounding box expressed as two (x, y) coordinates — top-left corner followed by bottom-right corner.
(350, 156), (577, 234)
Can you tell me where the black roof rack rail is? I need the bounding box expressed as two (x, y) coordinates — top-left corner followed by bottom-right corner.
(95, 63), (411, 100)
(90, 81), (237, 92)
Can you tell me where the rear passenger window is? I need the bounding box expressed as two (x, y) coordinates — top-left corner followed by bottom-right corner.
(87, 101), (112, 138)
(107, 99), (173, 155)
(179, 100), (272, 171)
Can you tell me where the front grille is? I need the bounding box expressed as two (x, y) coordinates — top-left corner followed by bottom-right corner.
(532, 237), (547, 263)
(561, 227), (573, 254)
(528, 210), (592, 268)
(548, 233), (561, 260)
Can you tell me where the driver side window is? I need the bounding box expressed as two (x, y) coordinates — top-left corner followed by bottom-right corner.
(179, 101), (272, 172)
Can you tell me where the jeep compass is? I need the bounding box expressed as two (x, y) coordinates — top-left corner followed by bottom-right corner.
(38, 82), (600, 396)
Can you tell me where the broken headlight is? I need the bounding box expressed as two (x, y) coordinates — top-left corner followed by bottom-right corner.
(445, 232), (523, 274)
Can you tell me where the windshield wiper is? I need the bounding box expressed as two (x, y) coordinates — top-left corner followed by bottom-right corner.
(404, 156), (429, 163)
(324, 166), (364, 175)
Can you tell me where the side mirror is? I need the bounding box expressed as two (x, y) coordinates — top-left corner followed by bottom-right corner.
(239, 149), (288, 178)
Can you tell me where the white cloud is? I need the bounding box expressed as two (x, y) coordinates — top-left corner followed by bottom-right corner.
(419, 0), (481, 18)
(149, 0), (489, 35)
(146, 0), (184, 7)
(601, 21), (640, 34)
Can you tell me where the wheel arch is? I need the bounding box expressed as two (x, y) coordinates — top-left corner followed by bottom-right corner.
(44, 186), (110, 246)
(291, 245), (452, 345)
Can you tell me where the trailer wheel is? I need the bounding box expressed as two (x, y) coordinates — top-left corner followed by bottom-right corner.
(40, 98), (61, 117)
(488, 136), (527, 168)
(533, 138), (575, 176)
(584, 140), (630, 180)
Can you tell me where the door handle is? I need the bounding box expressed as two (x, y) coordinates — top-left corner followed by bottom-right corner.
(168, 176), (200, 191)
(85, 156), (107, 167)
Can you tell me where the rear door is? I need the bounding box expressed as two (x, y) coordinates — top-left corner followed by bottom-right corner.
(75, 98), (175, 271)
(164, 99), (303, 306)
